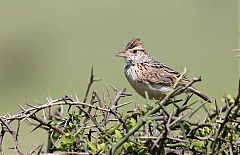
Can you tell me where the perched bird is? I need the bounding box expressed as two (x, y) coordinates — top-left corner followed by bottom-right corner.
(116, 38), (211, 102)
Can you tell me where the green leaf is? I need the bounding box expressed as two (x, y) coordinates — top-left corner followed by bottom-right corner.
(139, 147), (148, 155)
(87, 140), (97, 153)
(65, 132), (70, 137)
(193, 140), (204, 148)
(69, 134), (75, 143)
(69, 122), (76, 129)
(98, 142), (106, 150)
(52, 131), (60, 140)
(124, 142), (135, 152)
(61, 135), (67, 145)
(115, 130), (122, 139)
(227, 94), (235, 103)
(129, 118), (136, 127)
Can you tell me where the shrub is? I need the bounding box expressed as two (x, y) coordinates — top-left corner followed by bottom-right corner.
(0, 68), (239, 155)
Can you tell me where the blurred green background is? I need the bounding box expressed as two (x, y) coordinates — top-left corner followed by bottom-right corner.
(0, 0), (238, 153)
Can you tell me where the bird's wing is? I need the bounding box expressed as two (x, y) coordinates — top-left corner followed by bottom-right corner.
(139, 60), (190, 86)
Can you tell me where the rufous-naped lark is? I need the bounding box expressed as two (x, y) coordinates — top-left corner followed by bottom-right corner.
(116, 38), (211, 103)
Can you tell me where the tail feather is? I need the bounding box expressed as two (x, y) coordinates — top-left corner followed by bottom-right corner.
(188, 87), (212, 103)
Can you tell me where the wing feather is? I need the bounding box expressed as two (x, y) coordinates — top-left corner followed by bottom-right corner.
(139, 60), (189, 86)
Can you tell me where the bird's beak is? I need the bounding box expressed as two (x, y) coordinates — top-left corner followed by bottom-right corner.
(115, 51), (127, 58)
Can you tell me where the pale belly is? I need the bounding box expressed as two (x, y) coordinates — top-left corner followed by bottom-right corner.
(126, 75), (173, 100)
(124, 65), (173, 99)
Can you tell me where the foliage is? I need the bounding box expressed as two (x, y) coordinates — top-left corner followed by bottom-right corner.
(0, 68), (239, 155)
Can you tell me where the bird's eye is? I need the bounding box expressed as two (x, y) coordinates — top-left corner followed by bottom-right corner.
(133, 50), (137, 54)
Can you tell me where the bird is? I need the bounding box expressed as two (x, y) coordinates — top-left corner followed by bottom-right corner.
(115, 38), (211, 103)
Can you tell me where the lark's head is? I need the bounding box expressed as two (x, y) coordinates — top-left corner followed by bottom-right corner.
(116, 38), (151, 64)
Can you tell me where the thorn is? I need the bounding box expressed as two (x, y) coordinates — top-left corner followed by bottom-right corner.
(91, 66), (94, 77)
(74, 93), (80, 102)
(19, 117), (32, 123)
(42, 109), (47, 121)
(18, 104), (26, 111)
(30, 123), (43, 133)
(46, 97), (53, 104)
(108, 84), (119, 92)
(26, 104), (38, 108)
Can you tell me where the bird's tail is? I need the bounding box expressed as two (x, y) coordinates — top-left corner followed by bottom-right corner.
(188, 87), (212, 103)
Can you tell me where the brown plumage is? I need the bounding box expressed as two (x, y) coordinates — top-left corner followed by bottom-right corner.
(116, 38), (211, 102)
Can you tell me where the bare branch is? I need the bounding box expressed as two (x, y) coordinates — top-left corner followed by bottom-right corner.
(0, 118), (23, 155)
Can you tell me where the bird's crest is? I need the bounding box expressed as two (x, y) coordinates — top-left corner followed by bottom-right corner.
(125, 38), (144, 50)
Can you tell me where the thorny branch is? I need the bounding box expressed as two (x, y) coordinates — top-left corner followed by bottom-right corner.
(0, 68), (239, 155)
(111, 75), (240, 154)
(0, 118), (23, 155)
(0, 67), (133, 154)
(211, 79), (240, 154)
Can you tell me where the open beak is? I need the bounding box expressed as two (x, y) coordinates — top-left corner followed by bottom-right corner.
(115, 51), (127, 58)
